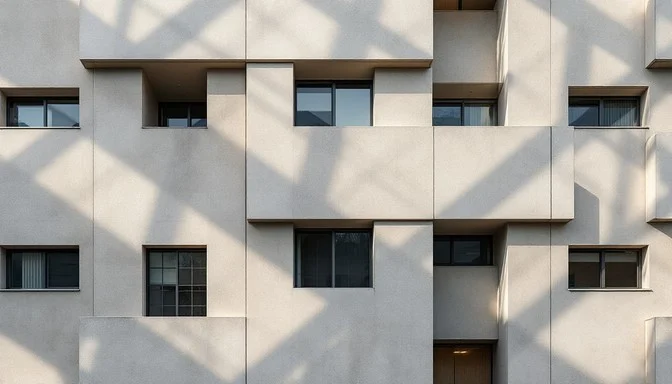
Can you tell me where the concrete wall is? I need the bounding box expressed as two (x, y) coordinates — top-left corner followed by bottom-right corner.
(246, 63), (434, 220)
(434, 266), (498, 340)
(646, 317), (672, 384)
(646, 0), (672, 67)
(434, 11), (497, 84)
(246, 222), (433, 384)
(647, 133), (672, 222)
(79, 317), (246, 384)
(79, 0), (246, 62)
(92, 69), (246, 316)
(434, 126), (573, 221)
(246, 0), (432, 60)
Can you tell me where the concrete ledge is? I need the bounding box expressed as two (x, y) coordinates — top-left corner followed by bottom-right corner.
(646, 133), (672, 222)
(79, 317), (245, 384)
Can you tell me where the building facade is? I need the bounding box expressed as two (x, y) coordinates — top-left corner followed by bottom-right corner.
(0, 0), (671, 383)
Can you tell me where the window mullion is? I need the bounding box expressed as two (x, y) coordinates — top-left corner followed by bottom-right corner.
(43, 100), (48, 127)
(332, 83), (336, 126)
(187, 104), (192, 128)
(600, 252), (606, 288)
(332, 231), (336, 288)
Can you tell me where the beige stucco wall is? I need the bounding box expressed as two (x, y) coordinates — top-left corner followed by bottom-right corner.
(646, 317), (672, 384)
(246, 63), (434, 220)
(246, 221), (433, 384)
(434, 266), (498, 340)
(433, 11), (497, 84)
(647, 132), (672, 222)
(79, 0), (246, 62)
(92, 69), (246, 316)
(79, 317), (246, 384)
(246, 0), (432, 61)
(434, 126), (573, 221)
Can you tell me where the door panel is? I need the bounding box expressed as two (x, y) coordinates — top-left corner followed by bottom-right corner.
(434, 345), (491, 384)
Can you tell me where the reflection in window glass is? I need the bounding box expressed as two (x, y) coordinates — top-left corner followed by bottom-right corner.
(433, 236), (492, 266)
(162, 104), (189, 127)
(568, 101), (599, 126)
(335, 87), (371, 126)
(604, 251), (638, 288)
(602, 99), (638, 126)
(15, 103), (44, 127)
(433, 104), (461, 126)
(147, 249), (207, 317)
(296, 86), (332, 126)
(433, 238), (452, 266)
(47, 102), (80, 127)
(335, 231), (371, 287)
(568, 252), (600, 288)
(296, 232), (333, 288)
(453, 240), (486, 265)
(190, 104), (207, 127)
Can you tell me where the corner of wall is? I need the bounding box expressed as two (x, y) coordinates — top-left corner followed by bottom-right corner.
(646, 134), (657, 222)
(141, 72), (157, 127)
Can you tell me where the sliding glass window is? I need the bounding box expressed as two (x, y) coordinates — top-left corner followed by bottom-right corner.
(7, 98), (80, 128)
(568, 97), (640, 127)
(433, 100), (497, 126)
(295, 82), (372, 126)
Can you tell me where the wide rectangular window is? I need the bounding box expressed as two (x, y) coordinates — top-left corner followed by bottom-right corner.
(434, 236), (492, 266)
(147, 248), (206, 316)
(5, 249), (79, 289)
(295, 230), (372, 288)
(295, 82), (372, 126)
(568, 97), (640, 127)
(433, 100), (497, 126)
(159, 102), (207, 128)
(7, 98), (80, 128)
(568, 249), (640, 289)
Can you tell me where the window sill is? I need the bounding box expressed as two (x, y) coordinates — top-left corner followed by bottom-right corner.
(573, 126), (648, 130)
(0, 126), (81, 130)
(142, 126), (208, 130)
(0, 288), (80, 292)
(568, 288), (651, 292)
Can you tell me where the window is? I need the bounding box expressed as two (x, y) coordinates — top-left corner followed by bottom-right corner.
(568, 97), (640, 127)
(435, 0), (497, 10)
(5, 249), (79, 289)
(434, 236), (492, 266)
(568, 249), (641, 289)
(147, 249), (206, 316)
(295, 230), (372, 288)
(159, 103), (207, 128)
(295, 82), (372, 126)
(7, 98), (79, 128)
(433, 100), (497, 126)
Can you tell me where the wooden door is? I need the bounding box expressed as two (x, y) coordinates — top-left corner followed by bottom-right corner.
(434, 345), (491, 384)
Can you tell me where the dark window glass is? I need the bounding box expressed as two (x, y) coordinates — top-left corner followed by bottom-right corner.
(147, 249), (206, 316)
(568, 252), (600, 288)
(569, 97), (640, 127)
(433, 104), (461, 126)
(296, 232), (333, 288)
(7, 98), (80, 128)
(568, 249), (640, 289)
(568, 100), (599, 126)
(604, 251), (639, 288)
(295, 82), (372, 126)
(5, 249), (79, 289)
(433, 101), (497, 126)
(47, 251), (79, 288)
(334, 232), (371, 287)
(296, 86), (332, 126)
(433, 236), (492, 266)
(159, 103), (207, 128)
(296, 230), (372, 288)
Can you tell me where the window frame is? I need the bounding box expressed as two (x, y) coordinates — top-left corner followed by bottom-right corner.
(145, 247), (207, 317)
(6, 97), (80, 128)
(158, 102), (207, 128)
(294, 81), (373, 127)
(568, 96), (641, 127)
(5, 249), (80, 289)
(433, 235), (493, 266)
(568, 248), (642, 289)
(294, 229), (373, 288)
(432, 99), (498, 126)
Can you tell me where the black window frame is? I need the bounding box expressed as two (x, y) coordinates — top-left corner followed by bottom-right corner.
(433, 235), (493, 266)
(568, 248), (642, 289)
(5, 249), (80, 289)
(146, 248), (207, 317)
(158, 102), (207, 128)
(7, 97), (80, 128)
(432, 99), (498, 126)
(294, 81), (373, 127)
(294, 229), (373, 288)
(568, 96), (641, 127)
